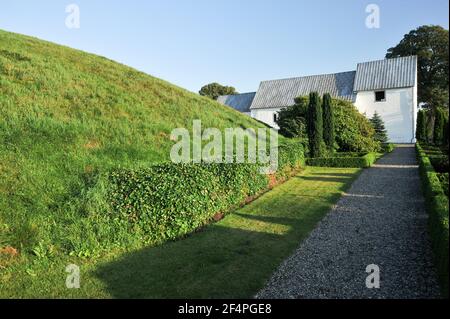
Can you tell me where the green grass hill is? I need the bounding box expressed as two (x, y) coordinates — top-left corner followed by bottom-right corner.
(0, 29), (271, 254)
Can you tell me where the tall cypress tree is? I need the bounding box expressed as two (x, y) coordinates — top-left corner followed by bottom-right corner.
(416, 109), (426, 142)
(307, 92), (323, 158)
(434, 108), (445, 145)
(322, 93), (334, 151)
(370, 111), (388, 144)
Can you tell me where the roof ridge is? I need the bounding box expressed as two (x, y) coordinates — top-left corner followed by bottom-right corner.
(260, 70), (356, 84)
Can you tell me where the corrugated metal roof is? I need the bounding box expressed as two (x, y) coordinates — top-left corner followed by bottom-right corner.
(354, 56), (417, 91)
(217, 92), (256, 113)
(250, 71), (356, 109)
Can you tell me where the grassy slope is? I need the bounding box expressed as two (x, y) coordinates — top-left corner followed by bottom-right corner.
(0, 167), (360, 298)
(0, 30), (271, 253)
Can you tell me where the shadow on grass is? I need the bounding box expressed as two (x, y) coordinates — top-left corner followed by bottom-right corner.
(94, 217), (297, 299)
(94, 169), (359, 299)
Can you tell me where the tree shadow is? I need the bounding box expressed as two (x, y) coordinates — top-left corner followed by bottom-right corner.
(94, 214), (302, 299)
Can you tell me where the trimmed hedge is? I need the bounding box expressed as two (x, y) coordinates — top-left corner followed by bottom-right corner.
(382, 143), (395, 153)
(416, 143), (449, 297)
(106, 142), (304, 245)
(306, 152), (377, 168)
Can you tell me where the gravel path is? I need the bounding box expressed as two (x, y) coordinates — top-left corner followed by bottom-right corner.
(256, 145), (441, 299)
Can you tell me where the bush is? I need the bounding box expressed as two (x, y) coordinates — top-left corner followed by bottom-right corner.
(332, 99), (379, 153)
(429, 155), (449, 173)
(382, 143), (395, 153)
(276, 97), (308, 138)
(434, 108), (445, 145)
(307, 92), (324, 158)
(322, 93), (335, 151)
(277, 96), (378, 153)
(437, 173), (449, 197)
(105, 142), (305, 246)
(416, 143), (449, 297)
(306, 152), (377, 168)
(370, 111), (388, 144)
(416, 109), (427, 142)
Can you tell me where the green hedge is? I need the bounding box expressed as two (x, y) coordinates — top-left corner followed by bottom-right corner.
(382, 143), (395, 153)
(106, 142), (304, 245)
(306, 152), (377, 168)
(416, 143), (449, 297)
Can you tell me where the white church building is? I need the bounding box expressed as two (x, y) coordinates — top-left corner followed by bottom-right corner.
(218, 56), (418, 144)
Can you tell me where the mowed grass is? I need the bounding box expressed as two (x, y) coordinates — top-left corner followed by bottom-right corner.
(1, 167), (360, 298)
(0, 29), (272, 256)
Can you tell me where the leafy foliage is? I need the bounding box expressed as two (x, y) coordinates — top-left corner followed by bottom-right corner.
(370, 111), (388, 144)
(277, 95), (378, 153)
(322, 94), (335, 151)
(416, 109), (427, 142)
(416, 143), (449, 297)
(307, 92), (324, 158)
(199, 82), (238, 100)
(276, 97), (308, 138)
(306, 152), (377, 168)
(434, 108), (446, 145)
(106, 143), (304, 246)
(386, 25), (449, 109)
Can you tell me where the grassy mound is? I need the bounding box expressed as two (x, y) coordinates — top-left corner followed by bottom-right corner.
(0, 29), (272, 255)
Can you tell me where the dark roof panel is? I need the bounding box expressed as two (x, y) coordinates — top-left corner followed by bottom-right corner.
(217, 92), (256, 113)
(250, 71), (356, 109)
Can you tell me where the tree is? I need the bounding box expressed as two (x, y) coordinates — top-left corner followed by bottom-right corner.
(199, 83), (237, 100)
(416, 109), (427, 142)
(307, 92), (324, 158)
(276, 96), (308, 138)
(370, 111), (388, 144)
(386, 25), (449, 109)
(322, 93), (335, 151)
(434, 108), (445, 145)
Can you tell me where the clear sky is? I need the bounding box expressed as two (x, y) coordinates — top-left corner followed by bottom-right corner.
(1, 0), (448, 93)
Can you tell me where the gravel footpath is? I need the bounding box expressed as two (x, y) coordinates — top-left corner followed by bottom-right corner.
(256, 145), (441, 299)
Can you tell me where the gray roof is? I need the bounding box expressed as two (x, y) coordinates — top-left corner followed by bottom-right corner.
(354, 55), (417, 91)
(217, 92), (256, 113)
(250, 71), (356, 109)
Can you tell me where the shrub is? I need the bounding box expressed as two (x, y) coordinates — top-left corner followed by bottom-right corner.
(416, 143), (449, 297)
(382, 143), (395, 153)
(429, 155), (449, 173)
(332, 99), (379, 153)
(276, 97), (308, 138)
(416, 109), (427, 142)
(322, 93), (335, 151)
(370, 111), (388, 144)
(277, 96), (378, 153)
(434, 108), (445, 145)
(306, 152), (377, 168)
(105, 142), (304, 246)
(307, 92), (324, 158)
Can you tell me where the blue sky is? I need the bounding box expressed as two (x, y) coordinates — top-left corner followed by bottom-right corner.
(1, 0), (448, 93)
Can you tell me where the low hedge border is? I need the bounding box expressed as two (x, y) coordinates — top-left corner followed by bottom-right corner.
(106, 141), (305, 246)
(416, 143), (449, 297)
(306, 152), (377, 168)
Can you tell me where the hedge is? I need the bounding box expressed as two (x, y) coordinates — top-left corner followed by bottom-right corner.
(416, 143), (449, 297)
(306, 152), (377, 168)
(106, 142), (305, 246)
(382, 143), (395, 153)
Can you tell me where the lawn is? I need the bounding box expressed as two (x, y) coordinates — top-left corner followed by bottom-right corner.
(1, 167), (360, 298)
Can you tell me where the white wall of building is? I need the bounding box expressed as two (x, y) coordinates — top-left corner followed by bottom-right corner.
(250, 108), (281, 129)
(354, 87), (417, 143)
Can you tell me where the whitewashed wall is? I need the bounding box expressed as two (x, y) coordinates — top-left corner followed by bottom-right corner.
(354, 87), (416, 143)
(250, 108), (281, 129)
